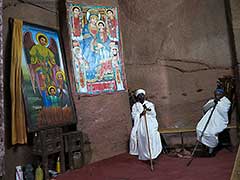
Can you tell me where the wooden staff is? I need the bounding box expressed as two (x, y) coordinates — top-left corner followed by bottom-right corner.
(144, 111), (154, 171)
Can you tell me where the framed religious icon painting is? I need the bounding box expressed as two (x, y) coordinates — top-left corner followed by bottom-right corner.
(66, 3), (127, 95)
(21, 22), (76, 131)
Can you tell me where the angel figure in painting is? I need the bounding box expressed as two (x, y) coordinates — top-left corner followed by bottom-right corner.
(23, 32), (60, 107)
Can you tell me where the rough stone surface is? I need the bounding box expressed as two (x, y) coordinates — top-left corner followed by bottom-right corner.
(119, 0), (233, 129)
(74, 92), (131, 162)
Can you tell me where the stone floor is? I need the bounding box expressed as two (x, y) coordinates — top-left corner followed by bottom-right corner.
(56, 148), (236, 180)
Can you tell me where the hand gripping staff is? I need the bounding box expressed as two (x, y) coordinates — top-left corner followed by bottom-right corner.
(187, 100), (218, 166)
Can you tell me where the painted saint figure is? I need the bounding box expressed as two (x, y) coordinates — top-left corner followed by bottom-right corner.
(56, 70), (70, 108)
(110, 44), (124, 90)
(28, 33), (56, 107)
(80, 9), (101, 80)
(72, 46), (88, 93)
(71, 6), (82, 37)
(47, 85), (59, 107)
(95, 20), (111, 60)
(106, 9), (118, 40)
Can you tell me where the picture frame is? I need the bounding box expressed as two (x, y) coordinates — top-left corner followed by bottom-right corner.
(21, 22), (76, 132)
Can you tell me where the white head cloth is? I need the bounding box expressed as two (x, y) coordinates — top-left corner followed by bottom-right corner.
(135, 89), (146, 96)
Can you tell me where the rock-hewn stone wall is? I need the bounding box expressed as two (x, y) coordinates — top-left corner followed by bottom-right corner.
(119, 0), (233, 129)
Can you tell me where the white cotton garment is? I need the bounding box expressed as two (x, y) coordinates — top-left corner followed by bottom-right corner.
(196, 96), (231, 148)
(129, 101), (162, 160)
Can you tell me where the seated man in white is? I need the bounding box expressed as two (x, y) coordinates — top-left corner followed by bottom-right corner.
(129, 89), (162, 160)
(196, 88), (231, 156)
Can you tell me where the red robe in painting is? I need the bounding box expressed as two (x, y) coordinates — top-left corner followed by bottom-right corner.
(72, 16), (82, 37)
(107, 18), (117, 38)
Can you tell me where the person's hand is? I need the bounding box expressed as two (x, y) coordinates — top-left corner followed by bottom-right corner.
(140, 110), (146, 117)
(143, 104), (151, 111)
(214, 99), (219, 104)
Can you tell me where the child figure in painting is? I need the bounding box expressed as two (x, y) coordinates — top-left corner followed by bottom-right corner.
(47, 85), (59, 107)
(95, 20), (111, 60)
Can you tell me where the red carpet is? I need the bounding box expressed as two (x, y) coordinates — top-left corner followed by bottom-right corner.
(56, 149), (236, 180)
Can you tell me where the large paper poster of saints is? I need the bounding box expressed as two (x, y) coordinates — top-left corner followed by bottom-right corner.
(66, 4), (127, 95)
(22, 23), (76, 131)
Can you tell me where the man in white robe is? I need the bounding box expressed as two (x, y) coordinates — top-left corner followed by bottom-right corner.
(129, 89), (162, 160)
(196, 88), (231, 155)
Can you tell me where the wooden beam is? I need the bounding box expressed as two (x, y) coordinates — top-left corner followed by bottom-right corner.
(230, 145), (240, 180)
(159, 125), (236, 134)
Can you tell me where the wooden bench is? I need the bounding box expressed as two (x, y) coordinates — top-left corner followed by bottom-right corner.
(159, 125), (237, 150)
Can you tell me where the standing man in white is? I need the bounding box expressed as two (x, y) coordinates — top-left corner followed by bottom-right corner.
(196, 88), (231, 156)
(129, 89), (162, 160)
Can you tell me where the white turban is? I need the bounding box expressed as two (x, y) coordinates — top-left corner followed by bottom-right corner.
(135, 89), (146, 96)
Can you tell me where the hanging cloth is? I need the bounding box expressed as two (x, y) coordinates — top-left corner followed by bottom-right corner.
(10, 19), (27, 145)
